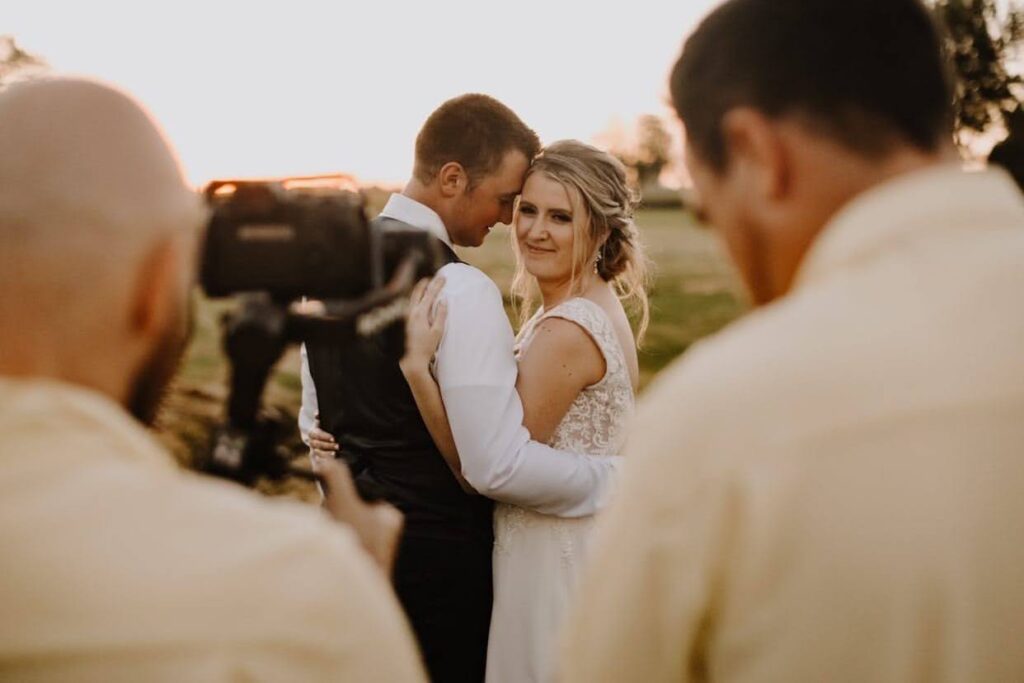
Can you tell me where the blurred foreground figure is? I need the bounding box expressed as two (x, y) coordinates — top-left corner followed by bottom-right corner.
(0, 78), (425, 682)
(562, 1), (1024, 681)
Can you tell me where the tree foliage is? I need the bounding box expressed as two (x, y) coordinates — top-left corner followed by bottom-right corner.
(931, 1), (1024, 141)
(0, 36), (48, 86)
(932, 0), (1024, 186)
(632, 115), (673, 189)
(600, 114), (674, 190)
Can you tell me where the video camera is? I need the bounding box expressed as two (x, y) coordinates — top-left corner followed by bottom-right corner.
(195, 175), (447, 486)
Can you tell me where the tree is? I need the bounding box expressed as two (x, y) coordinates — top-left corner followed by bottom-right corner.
(0, 36), (48, 87)
(931, 0), (1024, 184)
(633, 115), (673, 190)
(596, 114), (674, 190)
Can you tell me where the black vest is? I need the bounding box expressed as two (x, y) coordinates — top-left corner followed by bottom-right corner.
(305, 216), (493, 542)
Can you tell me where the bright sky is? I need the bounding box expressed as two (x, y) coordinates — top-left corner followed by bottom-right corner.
(8, 0), (717, 187)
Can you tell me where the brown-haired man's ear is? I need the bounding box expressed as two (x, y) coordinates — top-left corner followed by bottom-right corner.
(438, 161), (469, 198)
(721, 107), (791, 204)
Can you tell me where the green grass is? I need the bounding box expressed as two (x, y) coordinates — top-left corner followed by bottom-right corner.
(156, 207), (746, 496)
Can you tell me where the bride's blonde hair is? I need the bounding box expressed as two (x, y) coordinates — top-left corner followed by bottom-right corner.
(510, 140), (651, 344)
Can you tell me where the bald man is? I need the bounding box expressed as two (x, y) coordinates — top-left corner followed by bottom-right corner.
(0, 78), (425, 681)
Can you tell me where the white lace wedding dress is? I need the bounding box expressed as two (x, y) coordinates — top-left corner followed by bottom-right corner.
(485, 297), (634, 683)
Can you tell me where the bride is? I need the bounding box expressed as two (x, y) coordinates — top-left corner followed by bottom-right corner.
(400, 139), (649, 683)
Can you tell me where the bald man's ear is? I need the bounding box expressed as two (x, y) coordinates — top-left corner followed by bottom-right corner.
(438, 162), (469, 198)
(129, 237), (187, 345)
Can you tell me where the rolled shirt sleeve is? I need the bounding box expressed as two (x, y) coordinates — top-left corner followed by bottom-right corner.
(433, 264), (618, 518)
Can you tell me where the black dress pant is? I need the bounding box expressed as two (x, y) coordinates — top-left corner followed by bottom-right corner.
(393, 534), (493, 683)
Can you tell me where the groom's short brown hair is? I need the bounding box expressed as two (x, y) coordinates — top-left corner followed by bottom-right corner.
(413, 94), (540, 187)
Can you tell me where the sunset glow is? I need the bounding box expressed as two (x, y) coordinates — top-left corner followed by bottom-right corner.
(8, 0), (716, 187)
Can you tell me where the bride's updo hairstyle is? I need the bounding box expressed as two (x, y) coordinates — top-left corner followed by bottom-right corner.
(511, 139), (651, 343)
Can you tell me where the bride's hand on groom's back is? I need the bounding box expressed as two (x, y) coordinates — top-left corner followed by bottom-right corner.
(401, 276), (448, 374)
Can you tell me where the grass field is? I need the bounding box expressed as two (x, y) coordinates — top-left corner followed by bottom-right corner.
(155, 207), (746, 497)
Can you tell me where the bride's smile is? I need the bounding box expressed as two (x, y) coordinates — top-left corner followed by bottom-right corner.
(515, 173), (579, 284)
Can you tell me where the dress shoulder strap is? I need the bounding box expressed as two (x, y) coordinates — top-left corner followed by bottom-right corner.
(536, 298), (626, 384)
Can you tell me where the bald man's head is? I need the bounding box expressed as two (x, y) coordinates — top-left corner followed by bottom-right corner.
(0, 77), (206, 421)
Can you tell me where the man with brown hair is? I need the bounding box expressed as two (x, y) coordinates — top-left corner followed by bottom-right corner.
(563, 0), (1024, 680)
(300, 94), (619, 682)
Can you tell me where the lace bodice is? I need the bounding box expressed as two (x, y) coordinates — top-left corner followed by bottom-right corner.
(513, 297), (634, 457)
(488, 298), (636, 682)
(493, 298), (635, 560)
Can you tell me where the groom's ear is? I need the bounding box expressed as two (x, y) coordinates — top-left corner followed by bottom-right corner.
(438, 162), (469, 198)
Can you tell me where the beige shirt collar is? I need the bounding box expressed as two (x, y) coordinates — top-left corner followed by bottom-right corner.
(0, 376), (176, 471)
(794, 163), (1024, 291)
(379, 193), (453, 248)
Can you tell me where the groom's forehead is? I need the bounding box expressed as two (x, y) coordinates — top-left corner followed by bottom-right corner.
(488, 150), (530, 192)
(497, 174), (525, 195)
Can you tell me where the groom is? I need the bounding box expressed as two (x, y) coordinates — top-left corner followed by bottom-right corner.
(300, 94), (617, 682)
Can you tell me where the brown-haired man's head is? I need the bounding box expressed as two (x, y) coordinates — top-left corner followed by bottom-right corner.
(409, 94), (540, 247)
(670, 0), (954, 305)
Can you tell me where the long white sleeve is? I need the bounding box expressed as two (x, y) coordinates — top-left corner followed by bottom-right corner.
(298, 344), (318, 446)
(433, 264), (617, 518)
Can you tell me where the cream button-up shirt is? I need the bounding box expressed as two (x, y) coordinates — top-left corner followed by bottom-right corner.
(0, 378), (426, 682)
(561, 165), (1024, 682)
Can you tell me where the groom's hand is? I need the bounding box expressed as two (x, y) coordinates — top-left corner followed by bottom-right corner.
(309, 425), (339, 461)
(315, 457), (404, 576)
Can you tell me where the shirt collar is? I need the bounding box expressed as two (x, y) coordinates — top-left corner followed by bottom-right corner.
(0, 376), (177, 471)
(794, 163), (1024, 290)
(379, 193), (453, 248)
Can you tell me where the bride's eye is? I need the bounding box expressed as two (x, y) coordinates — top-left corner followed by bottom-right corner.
(519, 204), (537, 215)
(552, 212), (572, 223)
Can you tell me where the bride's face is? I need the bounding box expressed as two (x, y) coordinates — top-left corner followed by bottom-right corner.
(515, 173), (581, 284)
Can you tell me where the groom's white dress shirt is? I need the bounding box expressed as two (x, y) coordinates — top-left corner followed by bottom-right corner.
(300, 193), (616, 517)
(561, 165), (1024, 682)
